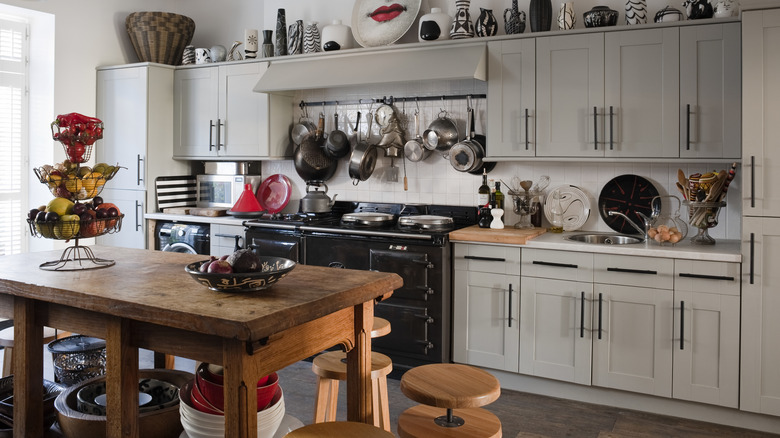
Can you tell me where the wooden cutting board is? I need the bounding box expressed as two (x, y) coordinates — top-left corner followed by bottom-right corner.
(189, 208), (228, 217)
(449, 225), (547, 245)
(161, 207), (191, 215)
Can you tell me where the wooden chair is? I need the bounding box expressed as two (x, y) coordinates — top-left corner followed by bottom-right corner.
(0, 320), (70, 377)
(284, 421), (395, 437)
(398, 363), (502, 438)
(311, 317), (392, 431)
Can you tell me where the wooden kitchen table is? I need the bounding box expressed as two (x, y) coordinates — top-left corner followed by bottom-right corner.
(0, 246), (402, 438)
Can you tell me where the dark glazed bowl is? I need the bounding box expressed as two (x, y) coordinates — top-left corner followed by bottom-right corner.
(0, 376), (64, 436)
(583, 6), (619, 27)
(185, 256), (297, 292)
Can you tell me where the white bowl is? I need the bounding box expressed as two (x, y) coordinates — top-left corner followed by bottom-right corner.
(272, 415), (304, 438)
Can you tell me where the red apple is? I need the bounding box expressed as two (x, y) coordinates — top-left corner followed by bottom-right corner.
(207, 260), (233, 274)
(199, 256), (217, 273)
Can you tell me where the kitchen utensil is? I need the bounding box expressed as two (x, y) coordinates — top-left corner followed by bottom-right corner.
(324, 113), (350, 159)
(402, 153), (408, 191)
(423, 110), (459, 152)
(294, 113), (338, 182)
(598, 174), (659, 234)
(228, 183), (264, 216)
(543, 185), (591, 231)
(291, 112), (316, 146)
(449, 105), (484, 172)
(466, 107), (495, 175)
(532, 175), (550, 192)
(256, 174), (292, 215)
(520, 180), (533, 192)
(684, 200), (726, 245)
(676, 182), (688, 200)
(387, 157), (399, 182)
(300, 182), (337, 213)
(349, 111), (378, 185)
(647, 195), (687, 245)
(341, 211), (395, 226)
(404, 111), (430, 162)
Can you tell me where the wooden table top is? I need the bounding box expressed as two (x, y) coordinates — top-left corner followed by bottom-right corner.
(0, 246), (402, 342)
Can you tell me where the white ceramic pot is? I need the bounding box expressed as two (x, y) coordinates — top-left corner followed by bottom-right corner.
(321, 20), (353, 51)
(419, 8), (451, 42)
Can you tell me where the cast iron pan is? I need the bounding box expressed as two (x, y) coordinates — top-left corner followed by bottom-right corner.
(598, 174), (659, 234)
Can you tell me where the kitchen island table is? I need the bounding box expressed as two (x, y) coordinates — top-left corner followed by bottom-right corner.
(0, 246), (401, 438)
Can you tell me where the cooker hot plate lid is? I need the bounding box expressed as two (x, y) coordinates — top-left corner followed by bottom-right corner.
(341, 212), (395, 226)
(398, 215), (454, 229)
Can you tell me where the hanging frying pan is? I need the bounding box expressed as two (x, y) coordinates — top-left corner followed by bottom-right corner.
(349, 111), (378, 185)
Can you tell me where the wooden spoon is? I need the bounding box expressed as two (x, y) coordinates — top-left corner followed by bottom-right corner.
(677, 169), (688, 190)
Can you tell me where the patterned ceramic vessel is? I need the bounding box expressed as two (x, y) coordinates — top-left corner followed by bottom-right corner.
(419, 7), (451, 41)
(529, 0), (553, 32)
(625, 0), (648, 24)
(654, 5), (684, 22)
(583, 6), (618, 27)
(304, 22), (322, 53)
(275, 8), (287, 56)
(504, 0), (526, 34)
(186, 256), (297, 292)
(557, 2), (576, 29)
(287, 19), (303, 55)
(475, 8), (499, 37)
(450, 0), (475, 39)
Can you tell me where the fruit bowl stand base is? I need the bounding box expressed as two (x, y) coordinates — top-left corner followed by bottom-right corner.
(39, 242), (115, 271)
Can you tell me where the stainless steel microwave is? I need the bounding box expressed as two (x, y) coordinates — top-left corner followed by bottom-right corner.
(196, 174), (262, 208)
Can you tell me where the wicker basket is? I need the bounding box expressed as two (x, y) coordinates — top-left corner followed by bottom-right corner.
(125, 11), (195, 65)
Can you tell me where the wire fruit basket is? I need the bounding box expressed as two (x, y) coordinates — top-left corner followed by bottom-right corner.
(33, 163), (120, 201)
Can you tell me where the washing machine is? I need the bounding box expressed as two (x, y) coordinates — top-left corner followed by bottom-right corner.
(156, 222), (210, 255)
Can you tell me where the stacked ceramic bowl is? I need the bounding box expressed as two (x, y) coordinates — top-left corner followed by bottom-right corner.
(179, 363), (284, 438)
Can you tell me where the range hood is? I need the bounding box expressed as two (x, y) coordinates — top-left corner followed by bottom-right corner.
(254, 42), (487, 95)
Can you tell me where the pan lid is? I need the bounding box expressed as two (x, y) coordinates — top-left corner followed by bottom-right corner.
(398, 214), (454, 229)
(342, 212), (395, 226)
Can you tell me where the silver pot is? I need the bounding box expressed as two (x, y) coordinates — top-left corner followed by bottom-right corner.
(300, 183), (337, 213)
(422, 111), (459, 152)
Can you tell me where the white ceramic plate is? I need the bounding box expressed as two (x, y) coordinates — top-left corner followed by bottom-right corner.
(544, 185), (591, 231)
(352, 0), (422, 47)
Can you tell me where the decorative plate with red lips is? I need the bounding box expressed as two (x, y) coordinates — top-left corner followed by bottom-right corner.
(598, 174), (659, 234)
(352, 0), (422, 47)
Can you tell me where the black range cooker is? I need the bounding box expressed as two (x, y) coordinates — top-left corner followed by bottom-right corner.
(244, 201), (478, 373)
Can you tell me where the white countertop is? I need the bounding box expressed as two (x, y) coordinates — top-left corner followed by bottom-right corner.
(145, 212), (250, 227)
(457, 231), (742, 263)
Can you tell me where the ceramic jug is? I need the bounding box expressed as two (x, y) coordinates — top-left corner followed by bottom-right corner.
(419, 7), (451, 41)
(321, 20), (353, 51)
(475, 8), (498, 37)
(450, 0), (475, 39)
(275, 8), (287, 56)
(504, 0), (526, 34)
(625, 0), (648, 24)
(304, 22), (322, 53)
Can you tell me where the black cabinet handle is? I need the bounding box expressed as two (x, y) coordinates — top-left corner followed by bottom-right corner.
(412, 259), (434, 269)
(750, 232), (755, 285)
(680, 300), (685, 350)
(609, 106), (614, 151)
(135, 200), (142, 232)
(593, 106), (598, 150)
(524, 108), (530, 150)
(606, 267), (657, 275)
(686, 104), (691, 151)
(508, 283), (513, 328)
(532, 260), (578, 269)
(580, 291), (585, 338)
(464, 255), (506, 262)
(136, 154), (144, 185)
(678, 273), (735, 282)
(209, 120), (216, 151)
(598, 293), (603, 340)
(751, 155), (755, 208)
(217, 119), (224, 151)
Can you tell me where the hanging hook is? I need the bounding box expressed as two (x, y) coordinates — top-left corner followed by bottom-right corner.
(414, 97), (420, 115)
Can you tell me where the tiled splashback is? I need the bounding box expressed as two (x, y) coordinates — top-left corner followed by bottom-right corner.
(262, 80), (741, 241)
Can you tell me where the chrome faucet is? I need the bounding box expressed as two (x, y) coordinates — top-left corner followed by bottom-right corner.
(608, 211), (653, 242)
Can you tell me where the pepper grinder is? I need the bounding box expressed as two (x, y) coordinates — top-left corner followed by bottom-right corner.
(490, 207), (505, 229)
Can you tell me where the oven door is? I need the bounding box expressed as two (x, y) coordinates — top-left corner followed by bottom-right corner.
(246, 228), (302, 263)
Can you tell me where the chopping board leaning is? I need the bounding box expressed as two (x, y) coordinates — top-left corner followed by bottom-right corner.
(449, 225), (547, 245)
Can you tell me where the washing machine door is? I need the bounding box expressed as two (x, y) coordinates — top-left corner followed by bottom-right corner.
(161, 242), (198, 254)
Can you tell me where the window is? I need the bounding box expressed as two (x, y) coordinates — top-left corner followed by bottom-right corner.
(0, 18), (28, 255)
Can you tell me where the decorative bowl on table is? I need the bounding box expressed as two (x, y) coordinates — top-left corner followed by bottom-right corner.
(185, 256), (296, 292)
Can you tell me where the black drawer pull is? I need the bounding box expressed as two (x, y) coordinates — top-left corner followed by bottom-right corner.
(580, 291), (585, 338)
(464, 255), (506, 262)
(750, 232), (755, 285)
(532, 260), (578, 269)
(680, 300), (685, 350)
(598, 293), (603, 340)
(678, 273), (735, 282)
(507, 283), (513, 328)
(606, 267), (657, 275)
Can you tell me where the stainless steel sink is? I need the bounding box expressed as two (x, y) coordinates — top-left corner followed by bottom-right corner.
(565, 233), (643, 245)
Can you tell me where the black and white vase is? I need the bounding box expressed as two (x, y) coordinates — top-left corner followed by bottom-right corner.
(419, 7), (451, 41)
(557, 2), (575, 30)
(261, 30), (274, 58)
(275, 8), (287, 56)
(475, 8), (498, 37)
(450, 0), (475, 39)
(288, 19), (303, 55)
(244, 29), (258, 59)
(504, 0), (526, 34)
(304, 22), (322, 54)
(182, 45), (195, 65)
(529, 0), (552, 32)
(625, 0), (648, 24)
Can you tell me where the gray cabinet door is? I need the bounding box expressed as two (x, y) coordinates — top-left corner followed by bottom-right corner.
(486, 39), (536, 158)
(173, 67), (219, 159)
(680, 23), (741, 159)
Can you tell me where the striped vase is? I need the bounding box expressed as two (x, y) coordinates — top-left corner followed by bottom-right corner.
(625, 0), (648, 24)
(449, 0), (474, 39)
(303, 22), (321, 54)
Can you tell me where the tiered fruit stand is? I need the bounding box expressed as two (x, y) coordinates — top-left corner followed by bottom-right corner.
(27, 114), (124, 270)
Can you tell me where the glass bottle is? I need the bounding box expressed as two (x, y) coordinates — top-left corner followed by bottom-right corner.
(494, 182), (504, 210)
(548, 190), (564, 233)
(478, 169), (490, 207)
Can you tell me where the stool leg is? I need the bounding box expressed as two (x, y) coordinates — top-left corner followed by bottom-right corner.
(325, 379), (339, 422)
(435, 407), (466, 427)
(1, 346), (12, 378)
(377, 375), (391, 432)
(313, 376), (330, 423)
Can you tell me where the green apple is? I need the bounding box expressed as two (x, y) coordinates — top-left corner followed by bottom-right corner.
(54, 214), (80, 239)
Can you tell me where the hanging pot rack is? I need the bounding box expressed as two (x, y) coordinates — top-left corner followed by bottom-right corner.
(299, 94), (486, 109)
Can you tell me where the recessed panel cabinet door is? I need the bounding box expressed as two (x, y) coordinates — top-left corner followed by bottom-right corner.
(536, 33), (604, 157)
(173, 67), (219, 158)
(591, 283), (673, 397)
(218, 62), (270, 157)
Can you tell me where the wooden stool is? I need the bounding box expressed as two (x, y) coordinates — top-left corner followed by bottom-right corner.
(0, 323), (70, 377)
(398, 363), (502, 437)
(284, 421), (394, 437)
(312, 317), (392, 431)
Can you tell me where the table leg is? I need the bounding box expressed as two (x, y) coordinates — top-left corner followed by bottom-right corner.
(346, 300), (373, 423)
(223, 341), (259, 438)
(13, 297), (43, 438)
(106, 318), (139, 438)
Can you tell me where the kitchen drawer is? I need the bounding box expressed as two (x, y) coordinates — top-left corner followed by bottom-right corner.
(453, 243), (521, 275)
(674, 260), (740, 296)
(594, 254), (673, 290)
(521, 248), (593, 282)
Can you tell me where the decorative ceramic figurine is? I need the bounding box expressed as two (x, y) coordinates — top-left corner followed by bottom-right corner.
(714, 0), (739, 17)
(195, 48), (211, 64)
(557, 2), (575, 30)
(450, 0), (475, 39)
(625, 0), (648, 24)
(683, 0), (714, 19)
(475, 8), (498, 37)
(182, 45), (195, 65)
(304, 22), (322, 53)
(504, 0), (526, 34)
(529, 0), (552, 32)
(227, 41), (243, 61)
(654, 5), (684, 22)
(209, 45), (227, 62)
(419, 7), (451, 41)
(261, 30), (274, 58)
(288, 19), (303, 55)
(275, 8), (287, 56)
(244, 29), (258, 59)
(322, 19), (353, 51)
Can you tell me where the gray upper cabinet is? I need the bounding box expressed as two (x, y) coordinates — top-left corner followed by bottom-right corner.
(486, 39), (536, 158)
(679, 23), (741, 159)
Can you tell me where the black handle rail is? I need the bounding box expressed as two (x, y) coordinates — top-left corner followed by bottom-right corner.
(533, 260), (578, 269)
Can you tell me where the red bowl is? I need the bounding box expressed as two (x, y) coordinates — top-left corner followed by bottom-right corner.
(187, 380), (223, 416)
(256, 372), (279, 410)
(195, 363), (276, 411)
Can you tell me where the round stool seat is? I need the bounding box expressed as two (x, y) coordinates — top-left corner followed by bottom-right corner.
(312, 350), (392, 380)
(285, 421), (395, 437)
(371, 317), (391, 338)
(400, 363), (500, 409)
(398, 405), (502, 438)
